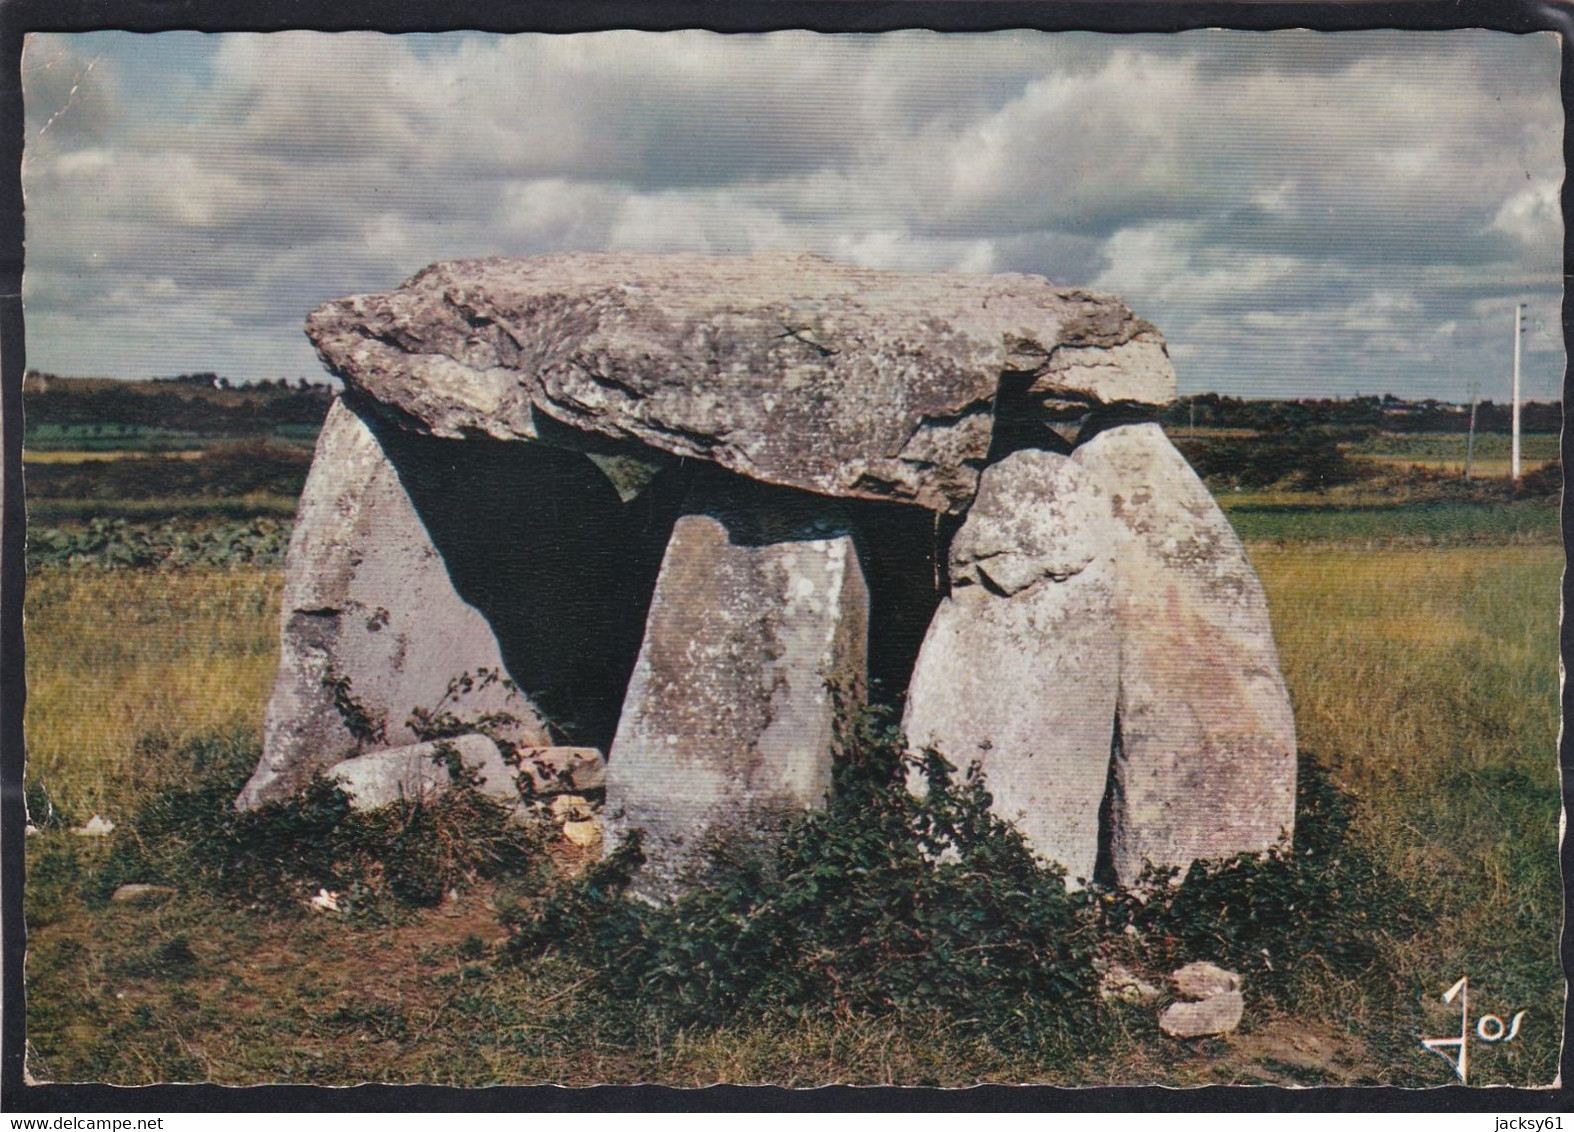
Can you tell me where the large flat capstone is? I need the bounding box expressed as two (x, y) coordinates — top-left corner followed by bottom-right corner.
(305, 252), (1176, 514)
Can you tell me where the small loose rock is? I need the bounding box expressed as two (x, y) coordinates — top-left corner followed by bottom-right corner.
(1172, 961), (1243, 1000)
(308, 889), (341, 913)
(550, 794), (594, 823)
(110, 884), (177, 904)
(1159, 991), (1245, 1038)
(1099, 962), (1163, 1005)
(325, 735), (521, 811)
(73, 815), (115, 837)
(517, 747), (605, 795)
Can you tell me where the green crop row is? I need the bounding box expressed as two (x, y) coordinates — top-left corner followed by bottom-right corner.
(27, 517), (292, 572)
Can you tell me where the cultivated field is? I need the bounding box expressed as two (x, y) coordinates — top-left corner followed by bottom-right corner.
(1345, 433), (1561, 480)
(20, 423), (1564, 1088)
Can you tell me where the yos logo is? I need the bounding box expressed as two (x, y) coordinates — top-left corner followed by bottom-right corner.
(1419, 975), (1526, 1085)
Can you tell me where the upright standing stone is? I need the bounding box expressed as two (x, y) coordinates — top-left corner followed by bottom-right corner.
(604, 472), (869, 900)
(903, 448), (1121, 886)
(1079, 422), (1297, 882)
(903, 424), (1297, 886)
(237, 399), (552, 808)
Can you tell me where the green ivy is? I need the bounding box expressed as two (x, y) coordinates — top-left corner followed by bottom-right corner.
(97, 730), (545, 912)
(502, 705), (1100, 1047)
(1099, 756), (1416, 1003)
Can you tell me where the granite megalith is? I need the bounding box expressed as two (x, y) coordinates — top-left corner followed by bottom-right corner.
(902, 447), (1121, 886)
(245, 251), (1295, 898)
(1082, 422), (1297, 883)
(239, 393), (676, 808)
(603, 472), (869, 899)
(237, 399), (555, 808)
(903, 421), (1296, 885)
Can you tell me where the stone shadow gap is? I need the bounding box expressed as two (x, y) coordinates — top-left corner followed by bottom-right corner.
(367, 407), (685, 750)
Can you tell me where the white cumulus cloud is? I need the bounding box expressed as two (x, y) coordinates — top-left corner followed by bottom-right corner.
(19, 27), (1564, 399)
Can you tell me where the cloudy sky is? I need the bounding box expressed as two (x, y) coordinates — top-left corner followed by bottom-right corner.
(20, 29), (1564, 400)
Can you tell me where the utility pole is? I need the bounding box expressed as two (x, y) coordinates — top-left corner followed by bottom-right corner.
(1465, 381), (1479, 481)
(1188, 397), (1195, 440)
(1512, 302), (1523, 483)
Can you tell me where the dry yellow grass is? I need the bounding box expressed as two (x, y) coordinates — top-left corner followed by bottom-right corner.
(1248, 542), (1561, 1086)
(1250, 544), (1559, 791)
(23, 567), (283, 818)
(23, 449), (208, 464)
(1347, 453), (1557, 480)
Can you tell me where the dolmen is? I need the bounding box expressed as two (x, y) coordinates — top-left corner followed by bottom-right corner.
(238, 252), (1296, 899)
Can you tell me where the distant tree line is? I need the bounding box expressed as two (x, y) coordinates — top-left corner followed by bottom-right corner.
(22, 374), (1563, 440)
(150, 372), (328, 392)
(1173, 429), (1360, 491)
(1159, 393), (1563, 434)
(23, 372), (335, 435)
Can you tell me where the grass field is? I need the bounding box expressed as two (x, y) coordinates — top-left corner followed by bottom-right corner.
(1254, 544), (1561, 1087)
(1223, 498), (1561, 546)
(20, 435), (1565, 1088)
(23, 567), (283, 820)
(1326, 431), (1558, 482)
(1347, 432), (1562, 462)
(23, 422), (321, 453)
(22, 424), (210, 452)
(1348, 454), (1558, 480)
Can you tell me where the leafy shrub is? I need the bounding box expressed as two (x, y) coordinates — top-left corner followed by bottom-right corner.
(1101, 756), (1413, 1004)
(505, 712), (1409, 1043)
(1515, 459), (1561, 498)
(99, 730), (545, 912)
(355, 763), (543, 907)
(502, 705), (1100, 1047)
(23, 373), (332, 435)
(406, 668), (524, 751)
(322, 670), (386, 748)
